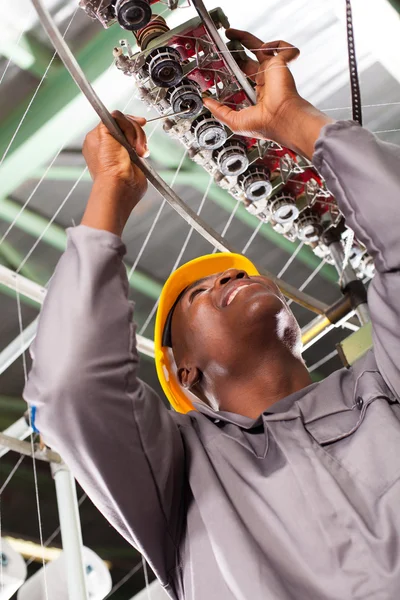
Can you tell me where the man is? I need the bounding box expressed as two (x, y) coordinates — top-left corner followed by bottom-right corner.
(25, 29), (400, 599)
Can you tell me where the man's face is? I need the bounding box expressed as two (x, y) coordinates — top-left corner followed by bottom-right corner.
(171, 268), (301, 391)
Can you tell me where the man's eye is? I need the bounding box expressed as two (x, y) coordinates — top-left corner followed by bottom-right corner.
(190, 288), (205, 303)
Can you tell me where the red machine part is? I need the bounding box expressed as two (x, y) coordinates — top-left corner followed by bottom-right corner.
(285, 168), (322, 196)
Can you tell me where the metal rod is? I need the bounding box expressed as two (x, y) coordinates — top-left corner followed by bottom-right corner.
(51, 462), (88, 600)
(146, 108), (191, 123)
(329, 240), (370, 326)
(30, 0), (230, 252)
(0, 417), (32, 458)
(0, 265), (46, 304)
(0, 317), (38, 376)
(302, 314), (332, 348)
(191, 0), (257, 104)
(0, 432), (62, 463)
(301, 295), (353, 350)
(30, 0), (328, 315)
(0, 266), (155, 375)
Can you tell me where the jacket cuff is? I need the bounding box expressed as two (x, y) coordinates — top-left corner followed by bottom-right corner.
(66, 224), (127, 256)
(312, 120), (361, 171)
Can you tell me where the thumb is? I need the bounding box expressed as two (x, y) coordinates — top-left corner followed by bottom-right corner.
(203, 97), (239, 131)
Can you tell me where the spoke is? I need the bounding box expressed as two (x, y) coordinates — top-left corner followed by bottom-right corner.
(322, 101), (400, 112)
(0, 454), (26, 588)
(287, 259), (327, 306)
(104, 560), (143, 599)
(212, 197), (241, 254)
(0, 141), (65, 249)
(142, 556), (152, 600)
(241, 220), (263, 254)
(0, 9), (78, 169)
(16, 167), (88, 274)
(308, 349), (338, 373)
(373, 128), (400, 134)
(0, 28), (26, 87)
(277, 241), (304, 279)
(15, 278), (49, 599)
(25, 492), (88, 567)
(127, 149), (188, 282)
(139, 174), (213, 335)
(0, 455), (25, 495)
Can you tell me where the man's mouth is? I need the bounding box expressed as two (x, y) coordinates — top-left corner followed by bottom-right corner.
(225, 282), (253, 306)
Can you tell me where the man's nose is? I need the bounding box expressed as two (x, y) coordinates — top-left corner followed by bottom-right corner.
(215, 269), (249, 288)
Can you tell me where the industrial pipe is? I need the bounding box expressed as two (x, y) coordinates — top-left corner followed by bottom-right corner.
(51, 462), (88, 600)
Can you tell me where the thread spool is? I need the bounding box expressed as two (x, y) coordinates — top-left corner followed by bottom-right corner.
(213, 139), (249, 177)
(191, 113), (227, 150)
(145, 46), (183, 87)
(296, 211), (322, 243)
(134, 15), (170, 50)
(166, 79), (203, 118)
(17, 547), (111, 600)
(238, 165), (272, 201)
(270, 193), (299, 224)
(0, 538), (27, 600)
(114, 0), (152, 31)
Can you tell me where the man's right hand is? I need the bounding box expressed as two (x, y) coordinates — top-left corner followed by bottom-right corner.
(83, 110), (149, 198)
(204, 29), (332, 158)
(81, 111), (150, 237)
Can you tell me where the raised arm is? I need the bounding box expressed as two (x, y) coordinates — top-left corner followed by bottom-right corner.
(205, 29), (400, 397)
(23, 113), (185, 590)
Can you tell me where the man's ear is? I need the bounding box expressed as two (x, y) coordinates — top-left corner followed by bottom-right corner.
(177, 365), (202, 389)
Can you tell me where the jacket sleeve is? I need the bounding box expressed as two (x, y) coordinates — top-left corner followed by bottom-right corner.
(313, 121), (400, 398)
(23, 225), (184, 587)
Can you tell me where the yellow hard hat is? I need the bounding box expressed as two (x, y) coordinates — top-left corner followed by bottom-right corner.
(154, 252), (259, 413)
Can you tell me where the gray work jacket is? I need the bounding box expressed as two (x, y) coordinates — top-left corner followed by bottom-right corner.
(24, 121), (400, 600)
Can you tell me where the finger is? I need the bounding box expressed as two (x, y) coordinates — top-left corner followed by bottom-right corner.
(203, 98), (240, 131)
(262, 40), (300, 63)
(203, 98), (236, 129)
(226, 28), (266, 62)
(125, 115), (149, 156)
(126, 114), (147, 126)
(237, 56), (260, 80)
(111, 110), (148, 157)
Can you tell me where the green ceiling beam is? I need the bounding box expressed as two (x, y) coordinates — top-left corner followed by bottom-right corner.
(0, 239), (46, 283)
(0, 281), (39, 309)
(0, 197), (161, 300)
(0, 32), (55, 78)
(0, 396), (26, 414)
(388, 0), (400, 13)
(0, 24), (139, 197)
(31, 166), (92, 182)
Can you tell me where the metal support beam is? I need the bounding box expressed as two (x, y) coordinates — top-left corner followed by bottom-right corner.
(0, 431), (61, 463)
(0, 416), (32, 458)
(0, 266), (155, 375)
(0, 396), (26, 413)
(0, 31), (55, 77)
(0, 239), (45, 282)
(0, 197), (162, 300)
(0, 21), (138, 197)
(0, 317), (38, 376)
(51, 462), (88, 600)
(0, 264), (46, 303)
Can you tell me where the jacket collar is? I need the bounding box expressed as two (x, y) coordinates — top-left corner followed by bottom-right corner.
(193, 381), (320, 430)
